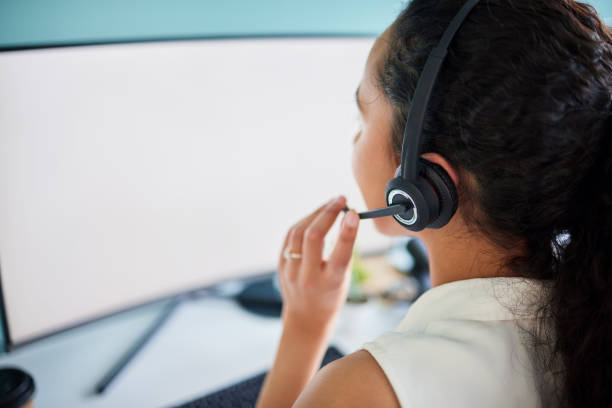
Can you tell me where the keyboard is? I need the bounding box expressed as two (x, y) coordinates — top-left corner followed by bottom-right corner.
(172, 345), (345, 408)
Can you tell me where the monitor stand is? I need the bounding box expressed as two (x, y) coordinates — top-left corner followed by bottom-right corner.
(93, 297), (181, 394)
(92, 272), (283, 395)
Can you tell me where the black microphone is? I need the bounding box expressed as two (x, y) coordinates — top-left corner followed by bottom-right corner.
(342, 203), (412, 220)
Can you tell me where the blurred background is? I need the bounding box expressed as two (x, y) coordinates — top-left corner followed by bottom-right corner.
(0, 1), (610, 407)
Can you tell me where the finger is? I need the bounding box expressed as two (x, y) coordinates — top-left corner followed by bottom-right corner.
(278, 198), (332, 270)
(277, 227), (292, 271)
(295, 198), (335, 231)
(326, 209), (360, 276)
(302, 195), (347, 274)
(287, 198), (333, 251)
(285, 227), (305, 282)
(283, 197), (337, 281)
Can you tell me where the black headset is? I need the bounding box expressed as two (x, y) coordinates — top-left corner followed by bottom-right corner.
(346, 0), (479, 231)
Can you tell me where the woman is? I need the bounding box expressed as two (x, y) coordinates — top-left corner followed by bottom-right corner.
(255, 0), (612, 406)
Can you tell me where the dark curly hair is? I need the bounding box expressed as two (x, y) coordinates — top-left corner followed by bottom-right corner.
(379, 0), (612, 406)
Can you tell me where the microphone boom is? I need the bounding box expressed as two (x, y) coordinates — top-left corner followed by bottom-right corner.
(342, 204), (411, 220)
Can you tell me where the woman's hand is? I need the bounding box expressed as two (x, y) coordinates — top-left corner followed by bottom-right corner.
(277, 195), (360, 335)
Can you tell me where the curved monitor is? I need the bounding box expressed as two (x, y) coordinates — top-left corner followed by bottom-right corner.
(0, 37), (392, 348)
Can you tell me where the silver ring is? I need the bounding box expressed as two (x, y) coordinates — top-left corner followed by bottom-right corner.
(283, 247), (302, 260)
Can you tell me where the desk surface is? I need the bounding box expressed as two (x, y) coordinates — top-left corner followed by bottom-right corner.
(0, 285), (411, 408)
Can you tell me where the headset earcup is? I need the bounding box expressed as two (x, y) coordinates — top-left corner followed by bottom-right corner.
(419, 158), (458, 228)
(385, 176), (431, 231)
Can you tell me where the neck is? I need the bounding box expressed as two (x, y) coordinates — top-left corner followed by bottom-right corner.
(419, 227), (521, 287)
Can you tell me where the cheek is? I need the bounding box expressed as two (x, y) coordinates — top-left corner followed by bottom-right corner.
(351, 137), (416, 237)
(351, 138), (376, 207)
(351, 141), (364, 191)
(351, 132), (389, 209)
(352, 137), (409, 237)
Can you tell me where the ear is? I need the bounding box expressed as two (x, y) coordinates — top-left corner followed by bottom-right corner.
(421, 152), (459, 188)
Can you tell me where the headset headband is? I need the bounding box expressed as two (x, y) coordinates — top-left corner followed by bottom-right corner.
(399, 0), (480, 181)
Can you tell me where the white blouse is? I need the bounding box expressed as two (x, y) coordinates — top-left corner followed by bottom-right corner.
(359, 277), (559, 407)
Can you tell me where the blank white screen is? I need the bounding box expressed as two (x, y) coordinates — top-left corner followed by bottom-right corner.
(0, 38), (391, 346)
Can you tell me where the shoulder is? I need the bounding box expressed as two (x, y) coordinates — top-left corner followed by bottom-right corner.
(359, 320), (542, 407)
(293, 349), (401, 408)
(293, 320), (541, 407)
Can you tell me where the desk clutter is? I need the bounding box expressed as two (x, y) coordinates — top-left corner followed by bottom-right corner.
(349, 238), (430, 303)
(172, 345), (344, 408)
(234, 237), (430, 319)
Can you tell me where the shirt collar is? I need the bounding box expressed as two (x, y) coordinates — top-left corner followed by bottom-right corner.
(396, 277), (550, 332)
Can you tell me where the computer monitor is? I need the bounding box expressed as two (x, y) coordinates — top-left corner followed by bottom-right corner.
(0, 37), (393, 349)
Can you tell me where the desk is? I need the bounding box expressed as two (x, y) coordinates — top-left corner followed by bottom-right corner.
(0, 279), (411, 407)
